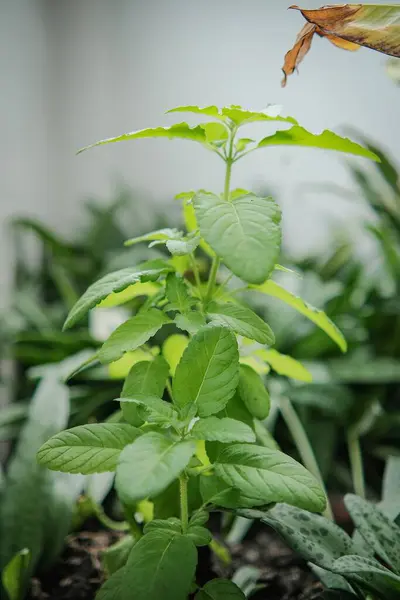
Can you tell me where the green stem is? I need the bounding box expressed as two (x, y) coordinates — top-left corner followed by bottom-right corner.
(166, 378), (173, 400)
(92, 503), (130, 532)
(179, 474), (189, 533)
(121, 502), (143, 540)
(347, 429), (366, 499)
(189, 253), (202, 296)
(279, 395), (333, 520)
(204, 128), (235, 305)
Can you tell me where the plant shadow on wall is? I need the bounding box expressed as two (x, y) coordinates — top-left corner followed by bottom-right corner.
(15, 103), (388, 600)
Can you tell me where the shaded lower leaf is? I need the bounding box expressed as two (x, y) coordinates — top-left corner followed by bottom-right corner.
(96, 566), (126, 600)
(121, 529), (197, 600)
(116, 433), (196, 504)
(195, 578), (246, 599)
(186, 525), (212, 547)
(238, 364), (270, 420)
(1, 549), (31, 600)
(200, 474), (241, 509)
(102, 536), (135, 577)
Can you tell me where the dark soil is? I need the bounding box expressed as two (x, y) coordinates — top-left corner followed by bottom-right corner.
(27, 525), (323, 600)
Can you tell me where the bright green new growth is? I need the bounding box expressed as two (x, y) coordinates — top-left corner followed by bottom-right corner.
(37, 105), (379, 600)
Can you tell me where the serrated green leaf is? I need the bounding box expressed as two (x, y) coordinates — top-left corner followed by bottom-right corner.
(118, 395), (179, 428)
(258, 349), (312, 382)
(64, 261), (172, 329)
(165, 273), (195, 313)
(166, 233), (200, 256)
(175, 312), (206, 335)
(345, 494), (400, 572)
(96, 566), (126, 600)
(78, 122), (209, 154)
(238, 364), (270, 420)
(120, 529), (197, 600)
(186, 525), (212, 547)
(1, 549), (31, 600)
(116, 433), (195, 504)
(183, 200), (215, 258)
(207, 301), (274, 345)
(124, 228), (181, 247)
(195, 578), (246, 600)
(173, 325), (239, 418)
(37, 424), (141, 474)
(189, 417), (255, 443)
(162, 334), (189, 376)
(194, 192), (281, 284)
(260, 503), (359, 570)
(215, 445), (326, 512)
(251, 279), (347, 352)
(143, 518), (182, 535)
(202, 122), (228, 143)
(258, 126), (380, 161)
(121, 356), (169, 426)
(102, 536), (135, 577)
(200, 474), (241, 509)
(167, 105), (296, 127)
(98, 309), (171, 364)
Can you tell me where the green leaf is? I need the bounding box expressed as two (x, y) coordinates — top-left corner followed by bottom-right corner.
(0, 377), (69, 586)
(162, 334), (189, 376)
(165, 273), (195, 313)
(37, 424), (141, 474)
(259, 349), (312, 382)
(98, 309), (170, 364)
(258, 503), (359, 570)
(167, 105), (297, 126)
(173, 325), (239, 418)
(1, 549), (31, 600)
(124, 228), (181, 247)
(345, 494), (400, 572)
(166, 234), (201, 256)
(143, 518), (182, 536)
(251, 279), (347, 352)
(121, 356), (169, 426)
(115, 432), (195, 504)
(121, 529), (197, 600)
(175, 312), (206, 335)
(199, 474), (241, 509)
(238, 364), (270, 420)
(330, 555), (400, 598)
(189, 417), (255, 443)
(96, 566), (126, 600)
(186, 525), (212, 547)
(118, 395), (179, 428)
(258, 126), (380, 162)
(381, 456), (400, 520)
(236, 138), (255, 153)
(194, 192), (281, 284)
(215, 445), (326, 511)
(78, 123), (209, 154)
(102, 536), (135, 577)
(195, 578), (246, 599)
(64, 261), (172, 329)
(207, 301), (274, 345)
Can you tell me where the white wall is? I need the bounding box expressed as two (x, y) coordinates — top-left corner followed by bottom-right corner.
(1, 0), (400, 308)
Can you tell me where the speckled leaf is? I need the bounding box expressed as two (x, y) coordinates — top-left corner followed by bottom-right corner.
(195, 578), (246, 600)
(173, 325), (239, 418)
(331, 555), (400, 598)
(215, 446), (326, 512)
(260, 503), (360, 569)
(64, 261), (172, 329)
(345, 494), (400, 572)
(194, 192), (281, 285)
(207, 301), (274, 345)
(37, 424), (141, 474)
(251, 279), (346, 352)
(98, 309), (171, 364)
